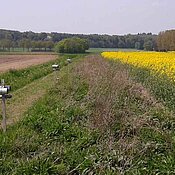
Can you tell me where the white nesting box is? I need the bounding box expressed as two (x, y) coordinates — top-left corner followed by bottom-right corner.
(67, 58), (72, 63)
(0, 86), (8, 95)
(52, 64), (60, 71)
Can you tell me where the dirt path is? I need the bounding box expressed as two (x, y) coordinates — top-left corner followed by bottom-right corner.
(0, 71), (58, 126)
(0, 55), (57, 73)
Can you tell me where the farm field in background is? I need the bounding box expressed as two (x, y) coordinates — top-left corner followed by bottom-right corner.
(102, 51), (175, 80)
(0, 47), (137, 55)
(0, 51), (56, 55)
(87, 48), (137, 53)
(0, 54), (57, 72)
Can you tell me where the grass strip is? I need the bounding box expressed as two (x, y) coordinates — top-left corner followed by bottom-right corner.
(0, 54), (83, 92)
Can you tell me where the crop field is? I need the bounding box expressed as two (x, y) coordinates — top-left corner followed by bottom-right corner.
(0, 54), (57, 73)
(102, 51), (175, 110)
(102, 51), (175, 80)
(1, 53), (175, 174)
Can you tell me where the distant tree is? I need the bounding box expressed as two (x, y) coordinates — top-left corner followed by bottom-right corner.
(1, 39), (12, 51)
(19, 39), (26, 51)
(25, 39), (31, 51)
(118, 39), (125, 48)
(31, 41), (43, 51)
(55, 37), (89, 53)
(144, 40), (153, 51)
(157, 30), (175, 51)
(39, 32), (47, 41)
(0, 40), (4, 50)
(135, 42), (141, 50)
(11, 41), (16, 51)
(27, 31), (36, 40)
(45, 41), (54, 51)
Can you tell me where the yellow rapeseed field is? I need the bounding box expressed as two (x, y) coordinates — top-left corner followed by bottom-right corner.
(101, 51), (175, 80)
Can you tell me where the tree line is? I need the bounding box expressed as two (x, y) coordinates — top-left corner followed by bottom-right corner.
(0, 39), (54, 52)
(0, 29), (158, 51)
(157, 30), (175, 51)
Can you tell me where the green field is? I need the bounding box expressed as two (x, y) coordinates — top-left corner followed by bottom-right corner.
(0, 51), (57, 55)
(87, 48), (137, 53)
(0, 53), (175, 174)
(0, 48), (137, 55)
(0, 47), (55, 53)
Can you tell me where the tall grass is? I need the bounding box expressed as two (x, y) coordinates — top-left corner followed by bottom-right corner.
(125, 62), (175, 111)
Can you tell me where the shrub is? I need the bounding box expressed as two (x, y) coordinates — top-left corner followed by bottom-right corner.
(55, 37), (89, 54)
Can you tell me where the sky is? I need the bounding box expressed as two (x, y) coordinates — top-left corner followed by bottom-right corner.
(0, 0), (174, 35)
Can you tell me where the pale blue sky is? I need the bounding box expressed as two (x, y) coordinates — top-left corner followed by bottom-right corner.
(0, 0), (174, 34)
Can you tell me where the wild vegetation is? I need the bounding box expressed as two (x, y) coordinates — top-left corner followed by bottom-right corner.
(1, 52), (175, 174)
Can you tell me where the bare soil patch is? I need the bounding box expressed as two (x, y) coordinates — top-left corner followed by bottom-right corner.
(0, 54), (57, 72)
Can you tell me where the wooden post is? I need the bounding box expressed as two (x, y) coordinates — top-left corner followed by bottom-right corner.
(1, 79), (6, 132)
(2, 94), (6, 132)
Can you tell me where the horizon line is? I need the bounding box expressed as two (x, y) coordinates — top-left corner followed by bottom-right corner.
(0, 28), (159, 36)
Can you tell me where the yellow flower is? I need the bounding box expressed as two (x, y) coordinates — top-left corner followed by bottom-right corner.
(101, 51), (175, 80)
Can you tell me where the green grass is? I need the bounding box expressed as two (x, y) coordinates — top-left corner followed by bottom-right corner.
(1, 55), (175, 174)
(87, 48), (137, 53)
(0, 59), (98, 175)
(0, 54), (83, 92)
